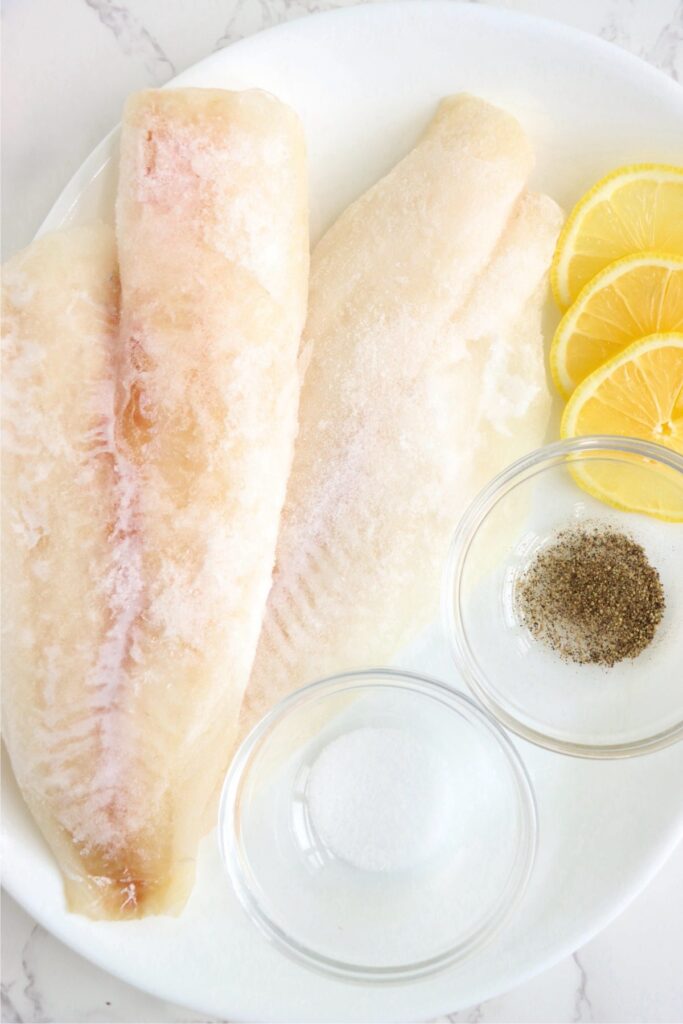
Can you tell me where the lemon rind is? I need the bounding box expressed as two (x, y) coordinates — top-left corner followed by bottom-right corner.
(560, 331), (683, 521)
(551, 163), (683, 310)
(550, 251), (683, 399)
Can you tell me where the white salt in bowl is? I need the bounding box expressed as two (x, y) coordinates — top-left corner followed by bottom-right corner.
(218, 670), (536, 982)
(443, 436), (683, 759)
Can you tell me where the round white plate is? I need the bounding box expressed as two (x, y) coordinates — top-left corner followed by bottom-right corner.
(3, 3), (683, 1021)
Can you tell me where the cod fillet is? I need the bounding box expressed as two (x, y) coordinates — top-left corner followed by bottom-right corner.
(241, 95), (562, 731)
(2, 88), (308, 918)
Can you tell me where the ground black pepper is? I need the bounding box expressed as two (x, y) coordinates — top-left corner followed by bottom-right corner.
(515, 525), (665, 667)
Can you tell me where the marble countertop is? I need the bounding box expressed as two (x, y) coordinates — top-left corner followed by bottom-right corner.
(2, 1), (683, 1021)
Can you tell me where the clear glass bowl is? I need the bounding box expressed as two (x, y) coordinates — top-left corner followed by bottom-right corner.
(219, 670), (537, 982)
(443, 436), (683, 759)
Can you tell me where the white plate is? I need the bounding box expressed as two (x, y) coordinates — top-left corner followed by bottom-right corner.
(3, 3), (683, 1021)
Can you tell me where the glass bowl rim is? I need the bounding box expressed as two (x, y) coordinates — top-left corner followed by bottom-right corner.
(441, 435), (683, 760)
(218, 668), (538, 983)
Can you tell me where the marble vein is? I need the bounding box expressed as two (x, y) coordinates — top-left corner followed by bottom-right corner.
(1, 925), (46, 1024)
(599, 0), (632, 50)
(442, 998), (483, 1022)
(0, 987), (22, 1024)
(644, 0), (683, 79)
(214, 0), (361, 49)
(571, 951), (594, 1023)
(84, 0), (176, 83)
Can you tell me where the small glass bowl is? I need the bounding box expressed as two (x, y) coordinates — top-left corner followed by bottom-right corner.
(443, 436), (683, 759)
(219, 670), (537, 982)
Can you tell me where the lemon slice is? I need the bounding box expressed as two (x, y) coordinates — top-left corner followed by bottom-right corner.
(561, 332), (683, 520)
(550, 253), (683, 397)
(552, 164), (683, 310)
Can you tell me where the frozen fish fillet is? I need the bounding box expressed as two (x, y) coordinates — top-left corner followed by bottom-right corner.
(1, 88), (308, 918)
(241, 96), (562, 732)
(2, 224), (123, 905)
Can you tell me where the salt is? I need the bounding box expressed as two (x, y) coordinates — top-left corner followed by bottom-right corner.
(305, 726), (450, 872)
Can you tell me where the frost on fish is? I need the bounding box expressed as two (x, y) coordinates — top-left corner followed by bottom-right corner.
(240, 97), (563, 734)
(1, 88), (309, 918)
(1, 224), (139, 912)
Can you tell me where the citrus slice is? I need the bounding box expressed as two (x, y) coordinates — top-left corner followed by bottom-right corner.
(550, 253), (683, 397)
(561, 333), (683, 520)
(552, 164), (683, 310)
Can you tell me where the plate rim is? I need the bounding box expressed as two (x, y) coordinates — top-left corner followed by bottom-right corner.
(4, 826), (683, 1023)
(37, 0), (683, 241)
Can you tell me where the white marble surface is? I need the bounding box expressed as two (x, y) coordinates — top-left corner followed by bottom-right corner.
(1, 0), (683, 1021)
